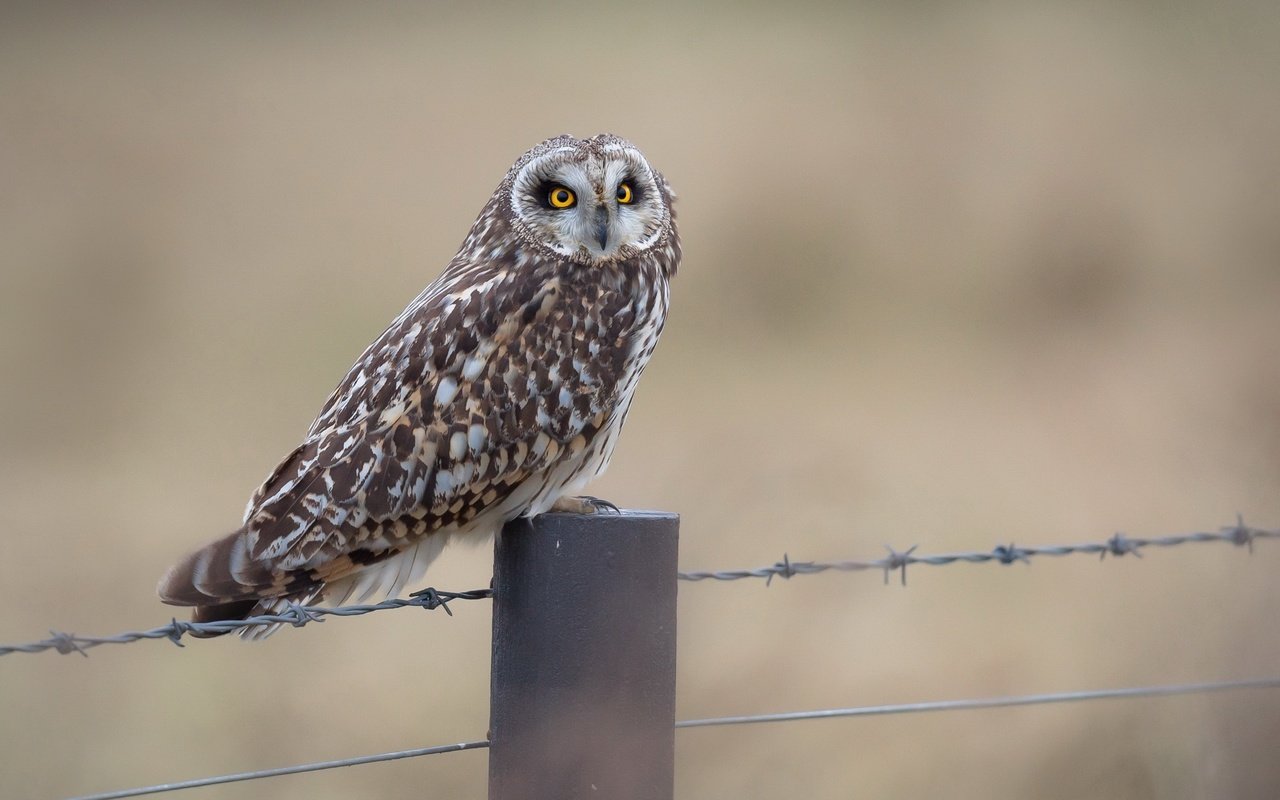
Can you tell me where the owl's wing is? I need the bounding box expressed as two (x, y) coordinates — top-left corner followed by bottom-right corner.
(158, 258), (619, 608)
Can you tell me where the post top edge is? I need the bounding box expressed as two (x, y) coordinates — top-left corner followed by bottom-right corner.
(538, 509), (679, 521)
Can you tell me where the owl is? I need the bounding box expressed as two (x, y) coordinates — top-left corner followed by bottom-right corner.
(158, 134), (679, 638)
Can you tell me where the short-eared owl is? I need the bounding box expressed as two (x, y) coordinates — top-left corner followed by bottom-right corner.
(158, 134), (679, 637)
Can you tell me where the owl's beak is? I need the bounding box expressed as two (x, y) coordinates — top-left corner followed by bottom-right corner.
(593, 208), (610, 251)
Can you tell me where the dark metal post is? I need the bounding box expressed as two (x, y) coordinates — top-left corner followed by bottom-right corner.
(488, 510), (679, 800)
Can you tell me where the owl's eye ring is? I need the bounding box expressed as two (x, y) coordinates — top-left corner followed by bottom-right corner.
(547, 186), (576, 209)
(616, 182), (634, 204)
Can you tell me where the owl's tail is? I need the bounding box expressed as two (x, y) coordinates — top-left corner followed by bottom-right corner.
(158, 528), (449, 640)
(157, 528), (322, 639)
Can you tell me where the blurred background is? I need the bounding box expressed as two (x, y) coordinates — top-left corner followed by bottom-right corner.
(2, 2), (1279, 798)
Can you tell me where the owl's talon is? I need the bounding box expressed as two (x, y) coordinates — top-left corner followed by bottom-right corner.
(550, 495), (620, 515)
(582, 495), (620, 514)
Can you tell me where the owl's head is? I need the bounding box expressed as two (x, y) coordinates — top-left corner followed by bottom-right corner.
(501, 134), (675, 265)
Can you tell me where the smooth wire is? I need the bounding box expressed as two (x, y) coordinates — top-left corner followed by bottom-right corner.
(67, 677), (1280, 800)
(67, 741), (491, 800)
(675, 676), (1280, 728)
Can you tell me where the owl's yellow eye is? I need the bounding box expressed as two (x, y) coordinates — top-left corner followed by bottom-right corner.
(616, 182), (634, 204)
(548, 186), (576, 209)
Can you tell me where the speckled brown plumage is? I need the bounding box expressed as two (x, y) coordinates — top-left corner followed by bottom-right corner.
(158, 134), (679, 637)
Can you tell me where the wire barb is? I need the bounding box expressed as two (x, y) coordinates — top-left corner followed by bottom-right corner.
(1226, 513), (1257, 553)
(765, 553), (799, 586)
(49, 630), (88, 657)
(408, 586), (490, 615)
(993, 544), (1030, 565)
(1103, 533), (1141, 559)
(165, 619), (190, 647)
(882, 544), (918, 585)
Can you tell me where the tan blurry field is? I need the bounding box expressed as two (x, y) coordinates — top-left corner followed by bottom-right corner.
(2, 2), (1279, 798)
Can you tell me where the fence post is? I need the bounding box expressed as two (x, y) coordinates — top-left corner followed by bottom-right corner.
(488, 509), (680, 800)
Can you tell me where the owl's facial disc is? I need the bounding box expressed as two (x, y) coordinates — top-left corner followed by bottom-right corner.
(511, 145), (667, 263)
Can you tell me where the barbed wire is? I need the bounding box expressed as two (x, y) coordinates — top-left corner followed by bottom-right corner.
(67, 676), (1280, 800)
(3, 517), (1273, 657)
(677, 515), (1277, 586)
(0, 588), (492, 657)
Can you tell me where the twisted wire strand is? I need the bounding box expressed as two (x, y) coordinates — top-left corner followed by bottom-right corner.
(3, 518), (1273, 657)
(676, 517), (1276, 585)
(0, 589), (492, 657)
